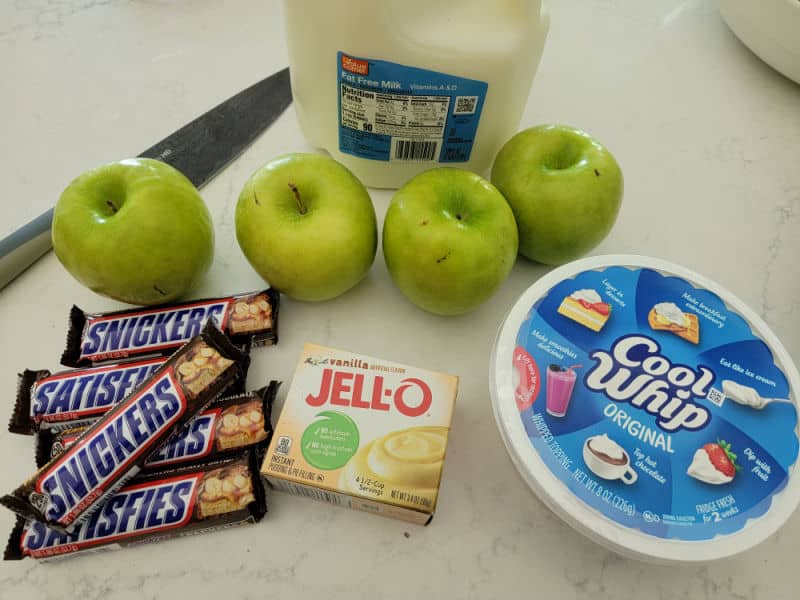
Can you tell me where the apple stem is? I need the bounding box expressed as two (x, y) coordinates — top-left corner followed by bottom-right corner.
(288, 182), (307, 215)
(106, 200), (118, 214)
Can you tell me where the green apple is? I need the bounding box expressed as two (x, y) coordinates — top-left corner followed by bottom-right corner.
(235, 153), (377, 302)
(52, 158), (214, 305)
(491, 124), (623, 265)
(383, 168), (518, 316)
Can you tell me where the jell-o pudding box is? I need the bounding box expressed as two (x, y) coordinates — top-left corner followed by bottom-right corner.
(261, 344), (458, 525)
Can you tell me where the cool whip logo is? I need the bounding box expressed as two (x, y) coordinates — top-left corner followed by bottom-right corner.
(306, 368), (432, 417)
(585, 335), (714, 432)
(23, 475), (198, 558)
(80, 300), (230, 360)
(146, 412), (216, 467)
(37, 370), (186, 524)
(32, 359), (165, 421)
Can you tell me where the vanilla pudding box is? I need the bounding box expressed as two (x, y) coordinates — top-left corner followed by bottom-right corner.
(261, 344), (458, 525)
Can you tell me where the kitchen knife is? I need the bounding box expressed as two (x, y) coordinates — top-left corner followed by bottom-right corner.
(0, 67), (292, 291)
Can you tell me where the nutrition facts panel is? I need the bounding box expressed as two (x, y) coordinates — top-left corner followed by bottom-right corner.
(337, 52), (487, 163)
(340, 84), (449, 139)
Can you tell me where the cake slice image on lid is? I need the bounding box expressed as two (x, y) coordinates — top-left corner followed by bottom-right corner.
(557, 289), (611, 332)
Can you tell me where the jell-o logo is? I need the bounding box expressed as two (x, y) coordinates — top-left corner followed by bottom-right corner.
(585, 335), (714, 432)
(305, 369), (432, 417)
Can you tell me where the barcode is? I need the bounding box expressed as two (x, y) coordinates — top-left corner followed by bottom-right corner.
(390, 490), (432, 508)
(275, 436), (292, 455)
(707, 386), (725, 407)
(453, 95), (478, 115)
(279, 481), (345, 506)
(392, 139), (439, 162)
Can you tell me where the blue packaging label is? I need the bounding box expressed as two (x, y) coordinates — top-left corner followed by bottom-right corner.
(80, 299), (231, 363)
(337, 52), (487, 163)
(512, 266), (798, 540)
(23, 474), (200, 558)
(37, 369), (186, 525)
(32, 357), (167, 426)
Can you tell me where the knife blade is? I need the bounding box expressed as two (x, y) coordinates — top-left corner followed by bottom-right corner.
(0, 67), (292, 291)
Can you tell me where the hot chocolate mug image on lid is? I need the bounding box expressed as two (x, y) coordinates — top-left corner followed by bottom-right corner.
(582, 434), (637, 485)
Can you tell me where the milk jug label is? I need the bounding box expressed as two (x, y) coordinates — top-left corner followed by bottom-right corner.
(337, 52), (488, 163)
(511, 266), (798, 540)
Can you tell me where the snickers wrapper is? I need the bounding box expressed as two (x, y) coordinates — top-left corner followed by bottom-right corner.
(62, 288), (279, 367)
(10, 357), (169, 435)
(36, 382), (280, 470)
(0, 321), (248, 532)
(5, 450), (265, 561)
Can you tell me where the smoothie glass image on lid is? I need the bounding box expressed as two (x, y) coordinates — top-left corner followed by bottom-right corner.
(490, 255), (800, 563)
(545, 364), (581, 418)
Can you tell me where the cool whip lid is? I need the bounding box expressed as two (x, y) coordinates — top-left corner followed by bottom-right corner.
(490, 255), (800, 563)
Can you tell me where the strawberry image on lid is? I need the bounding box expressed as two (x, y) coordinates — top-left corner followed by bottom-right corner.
(687, 440), (742, 485)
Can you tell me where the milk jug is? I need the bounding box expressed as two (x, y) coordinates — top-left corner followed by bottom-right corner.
(283, 0), (550, 188)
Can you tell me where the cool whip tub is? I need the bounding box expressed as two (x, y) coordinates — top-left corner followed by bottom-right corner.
(490, 255), (800, 563)
(262, 344), (458, 525)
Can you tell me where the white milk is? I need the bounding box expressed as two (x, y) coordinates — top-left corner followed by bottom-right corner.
(283, 0), (550, 188)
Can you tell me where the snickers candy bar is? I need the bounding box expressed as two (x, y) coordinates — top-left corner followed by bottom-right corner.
(62, 288), (279, 367)
(0, 320), (248, 532)
(5, 451), (266, 561)
(9, 357), (168, 435)
(37, 382), (280, 470)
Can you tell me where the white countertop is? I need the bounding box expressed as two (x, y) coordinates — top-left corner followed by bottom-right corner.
(1, 0), (799, 598)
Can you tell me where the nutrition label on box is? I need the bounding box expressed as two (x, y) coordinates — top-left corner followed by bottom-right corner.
(337, 52), (487, 163)
(341, 86), (449, 137)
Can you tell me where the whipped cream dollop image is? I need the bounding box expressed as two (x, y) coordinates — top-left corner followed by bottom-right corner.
(571, 289), (602, 304)
(721, 379), (786, 410)
(588, 434), (625, 460)
(653, 302), (688, 328)
(687, 448), (734, 485)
